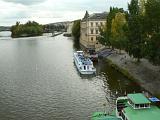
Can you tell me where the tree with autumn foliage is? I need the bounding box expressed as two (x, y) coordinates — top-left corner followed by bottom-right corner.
(111, 12), (127, 53)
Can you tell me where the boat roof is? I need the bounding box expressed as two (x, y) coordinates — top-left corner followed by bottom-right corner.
(124, 104), (160, 120)
(77, 54), (93, 65)
(92, 112), (121, 120)
(149, 97), (160, 102)
(127, 93), (151, 104)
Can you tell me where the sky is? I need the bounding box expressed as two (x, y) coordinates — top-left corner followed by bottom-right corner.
(0, 0), (131, 26)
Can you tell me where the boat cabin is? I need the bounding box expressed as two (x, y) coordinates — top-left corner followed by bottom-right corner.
(128, 93), (151, 109)
(117, 93), (160, 120)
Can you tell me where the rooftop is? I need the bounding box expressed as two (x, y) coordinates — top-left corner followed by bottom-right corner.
(124, 104), (160, 120)
(82, 12), (108, 21)
(128, 93), (151, 104)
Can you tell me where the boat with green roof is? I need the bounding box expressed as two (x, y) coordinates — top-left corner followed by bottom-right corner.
(116, 93), (160, 120)
(92, 93), (160, 120)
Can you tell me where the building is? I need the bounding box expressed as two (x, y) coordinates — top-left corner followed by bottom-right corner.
(63, 21), (74, 37)
(67, 22), (74, 34)
(80, 11), (107, 51)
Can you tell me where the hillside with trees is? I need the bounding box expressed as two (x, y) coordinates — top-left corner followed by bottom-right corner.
(11, 21), (43, 38)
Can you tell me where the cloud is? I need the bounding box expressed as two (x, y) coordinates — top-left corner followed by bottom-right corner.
(0, 0), (131, 26)
(2, 0), (46, 5)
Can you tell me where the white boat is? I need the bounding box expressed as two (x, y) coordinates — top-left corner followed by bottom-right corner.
(73, 51), (96, 75)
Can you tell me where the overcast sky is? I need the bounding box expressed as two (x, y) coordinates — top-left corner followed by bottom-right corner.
(0, 0), (130, 26)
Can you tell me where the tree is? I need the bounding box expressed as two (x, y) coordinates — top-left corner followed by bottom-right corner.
(106, 7), (124, 48)
(111, 12), (127, 53)
(72, 19), (81, 41)
(139, 0), (147, 15)
(127, 0), (144, 62)
(144, 0), (160, 64)
(11, 21), (43, 38)
(98, 7), (124, 48)
(98, 25), (108, 45)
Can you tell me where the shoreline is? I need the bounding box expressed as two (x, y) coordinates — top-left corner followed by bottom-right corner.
(102, 50), (160, 97)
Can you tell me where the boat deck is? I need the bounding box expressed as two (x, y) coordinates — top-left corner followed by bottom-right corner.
(77, 54), (92, 65)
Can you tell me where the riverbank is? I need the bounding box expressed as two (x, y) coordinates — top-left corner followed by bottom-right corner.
(103, 49), (160, 96)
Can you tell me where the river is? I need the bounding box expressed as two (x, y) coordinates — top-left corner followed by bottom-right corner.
(0, 31), (143, 120)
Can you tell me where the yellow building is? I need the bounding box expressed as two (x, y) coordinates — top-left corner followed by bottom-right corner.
(80, 11), (107, 51)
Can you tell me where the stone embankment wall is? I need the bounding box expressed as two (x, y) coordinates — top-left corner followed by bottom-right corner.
(104, 50), (160, 96)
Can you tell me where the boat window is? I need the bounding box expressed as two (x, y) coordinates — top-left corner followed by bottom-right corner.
(140, 104), (145, 108)
(84, 66), (86, 70)
(135, 104), (139, 108)
(145, 104), (149, 108)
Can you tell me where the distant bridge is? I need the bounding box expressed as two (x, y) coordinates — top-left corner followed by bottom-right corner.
(44, 21), (70, 33)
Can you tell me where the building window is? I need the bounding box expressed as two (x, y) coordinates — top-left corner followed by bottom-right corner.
(90, 22), (93, 27)
(91, 29), (94, 34)
(91, 37), (93, 41)
(84, 66), (86, 70)
(96, 22), (98, 26)
(96, 29), (99, 34)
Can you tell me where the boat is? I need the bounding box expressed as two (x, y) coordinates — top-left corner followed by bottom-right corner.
(87, 49), (98, 62)
(92, 93), (160, 120)
(92, 112), (121, 120)
(73, 51), (96, 75)
(116, 93), (160, 120)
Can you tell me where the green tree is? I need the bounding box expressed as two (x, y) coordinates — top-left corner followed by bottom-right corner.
(107, 7), (124, 48)
(111, 12), (127, 53)
(72, 19), (81, 41)
(98, 24), (108, 45)
(144, 0), (160, 64)
(11, 21), (43, 38)
(98, 7), (124, 48)
(127, 0), (144, 62)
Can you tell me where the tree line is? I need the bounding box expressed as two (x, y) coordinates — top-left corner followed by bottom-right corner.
(98, 0), (160, 65)
(11, 21), (43, 38)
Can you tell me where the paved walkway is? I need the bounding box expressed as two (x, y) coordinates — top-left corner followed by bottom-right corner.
(105, 50), (160, 96)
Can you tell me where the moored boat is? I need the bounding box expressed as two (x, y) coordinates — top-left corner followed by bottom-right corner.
(92, 93), (160, 120)
(73, 51), (96, 75)
(116, 93), (160, 120)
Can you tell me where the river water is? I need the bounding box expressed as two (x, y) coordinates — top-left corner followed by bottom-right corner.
(0, 31), (143, 120)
